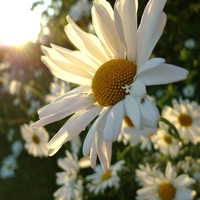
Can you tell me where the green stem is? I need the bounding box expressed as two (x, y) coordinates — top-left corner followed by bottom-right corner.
(160, 117), (183, 143)
(118, 145), (132, 160)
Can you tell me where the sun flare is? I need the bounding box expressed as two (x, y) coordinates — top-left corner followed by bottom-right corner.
(0, 1), (41, 46)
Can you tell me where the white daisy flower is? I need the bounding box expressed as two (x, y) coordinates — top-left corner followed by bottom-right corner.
(86, 160), (124, 194)
(162, 98), (200, 144)
(136, 162), (196, 200)
(9, 80), (22, 95)
(54, 150), (88, 200)
(140, 133), (153, 151)
(152, 123), (180, 158)
(136, 163), (162, 187)
(69, 0), (92, 22)
(33, 0), (188, 171)
(11, 140), (23, 157)
(0, 155), (18, 179)
(21, 121), (49, 157)
(182, 85), (195, 98)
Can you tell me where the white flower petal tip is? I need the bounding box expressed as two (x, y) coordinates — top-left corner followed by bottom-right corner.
(47, 145), (62, 156)
(78, 157), (91, 168)
(130, 81), (146, 99)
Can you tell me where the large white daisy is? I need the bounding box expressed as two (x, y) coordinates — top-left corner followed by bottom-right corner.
(33, 0), (188, 171)
(136, 162), (196, 200)
(162, 98), (200, 144)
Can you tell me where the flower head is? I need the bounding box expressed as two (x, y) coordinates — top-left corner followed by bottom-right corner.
(86, 160), (125, 194)
(11, 140), (23, 157)
(0, 155), (18, 179)
(162, 98), (200, 144)
(33, 0), (188, 171)
(136, 162), (196, 200)
(21, 121), (49, 157)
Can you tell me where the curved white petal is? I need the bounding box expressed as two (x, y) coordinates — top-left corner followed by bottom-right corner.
(137, 10), (166, 69)
(48, 105), (102, 150)
(136, 63), (188, 86)
(90, 137), (98, 169)
(103, 100), (124, 141)
(130, 80), (146, 99)
(116, 0), (138, 61)
(92, 0), (124, 58)
(95, 108), (113, 171)
(48, 145), (62, 156)
(65, 16), (108, 64)
(124, 95), (141, 129)
(83, 107), (106, 157)
(42, 56), (91, 86)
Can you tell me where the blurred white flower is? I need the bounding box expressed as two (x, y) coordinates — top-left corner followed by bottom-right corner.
(163, 98), (200, 144)
(9, 80), (22, 95)
(45, 77), (71, 103)
(136, 162), (196, 200)
(69, 0), (92, 21)
(1, 72), (11, 94)
(152, 123), (180, 158)
(28, 100), (41, 116)
(54, 150), (89, 200)
(34, 68), (43, 78)
(184, 38), (195, 50)
(21, 121), (49, 157)
(183, 85), (195, 98)
(0, 61), (10, 72)
(88, 22), (95, 34)
(12, 140), (23, 157)
(156, 89), (164, 98)
(119, 116), (155, 147)
(0, 155), (18, 179)
(86, 160), (125, 194)
(13, 97), (20, 106)
(140, 134), (153, 151)
(70, 135), (82, 155)
(7, 128), (15, 142)
(193, 171), (200, 182)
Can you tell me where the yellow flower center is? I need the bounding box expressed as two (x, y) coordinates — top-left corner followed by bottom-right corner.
(178, 114), (192, 127)
(101, 170), (112, 181)
(124, 116), (134, 127)
(164, 136), (172, 144)
(92, 59), (136, 107)
(7, 164), (12, 169)
(158, 182), (176, 200)
(32, 134), (40, 144)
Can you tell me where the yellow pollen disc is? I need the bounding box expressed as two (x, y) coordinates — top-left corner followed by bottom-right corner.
(158, 182), (176, 200)
(164, 136), (172, 144)
(7, 164), (12, 169)
(102, 170), (112, 181)
(124, 116), (134, 127)
(178, 114), (192, 127)
(92, 59), (136, 107)
(32, 134), (40, 144)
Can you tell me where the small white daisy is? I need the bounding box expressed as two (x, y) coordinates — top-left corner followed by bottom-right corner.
(162, 98), (200, 144)
(182, 85), (195, 98)
(11, 140), (23, 157)
(152, 123), (180, 158)
(21, 121), (49, 157)
(54, 150), (88, 200)
(136, 162), (196, 200)
(69, 0), (92, 22)
(86, 160), (124, 194)
(0, 155), (18, 179)
(33, 0), (188, 171)
(9, 80), (22, 95)
(184, 38), (195, 50)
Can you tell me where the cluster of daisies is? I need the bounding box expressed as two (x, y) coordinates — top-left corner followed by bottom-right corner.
(0, 0), (200, 199)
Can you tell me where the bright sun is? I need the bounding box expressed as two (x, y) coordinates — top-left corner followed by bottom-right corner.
(0, 1), (42, 46)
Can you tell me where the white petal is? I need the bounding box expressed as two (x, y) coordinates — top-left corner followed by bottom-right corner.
(103, 100), (124, 141)
(42, 56), (91, 85)
(174, 174), (194, 187)
(90, 137), (98, 169)
(95, 108), (113, 171)
(136, 63), (188, 86)
(130, 80), (146, 99)
(65, 16), (108, 64)
(83, 107), (106, 157)
(137, 10), (166, 68)
(124, 95), (141, 129)
(48, 105), (103, 150)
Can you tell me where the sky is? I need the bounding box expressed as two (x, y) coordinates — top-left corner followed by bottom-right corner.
(0, 0), (50, 46)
